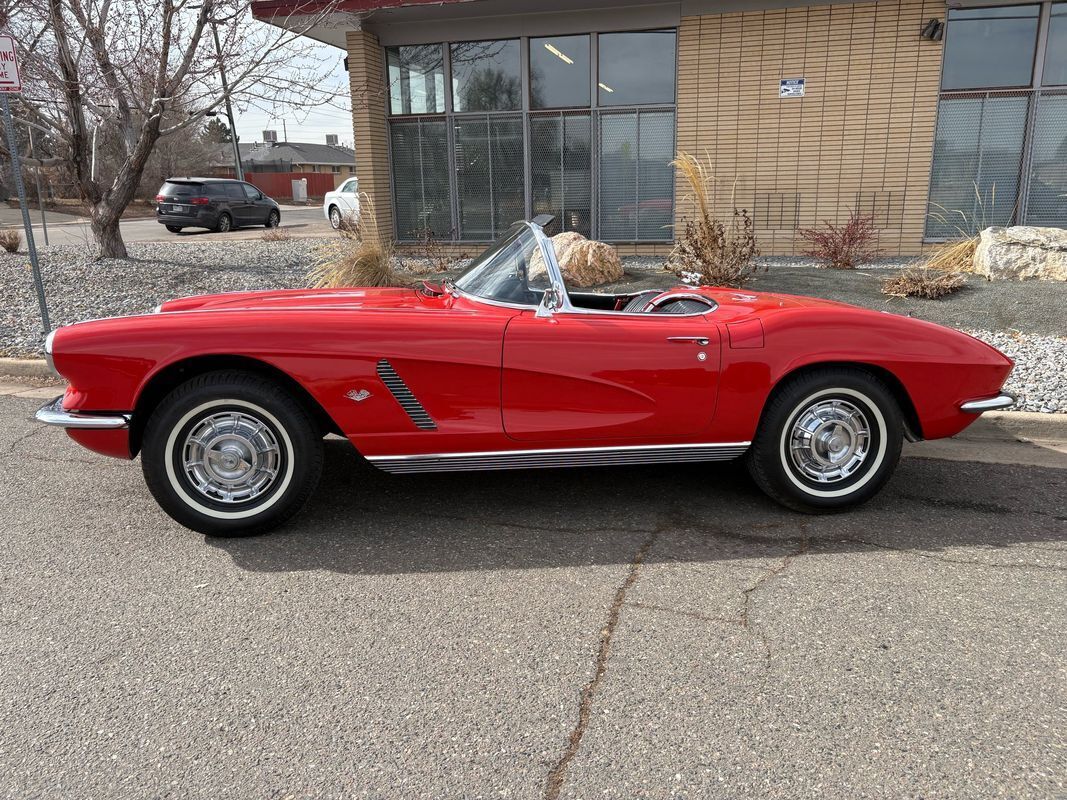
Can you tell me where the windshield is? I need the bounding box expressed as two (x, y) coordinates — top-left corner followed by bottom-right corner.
(453, 224), (552, 306)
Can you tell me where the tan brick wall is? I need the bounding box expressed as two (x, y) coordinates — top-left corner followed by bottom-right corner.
(676, 1), (944, 256)
(346, 29), (393, 238)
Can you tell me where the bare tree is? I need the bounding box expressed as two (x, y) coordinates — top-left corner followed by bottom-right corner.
(2, 0), (354, 257)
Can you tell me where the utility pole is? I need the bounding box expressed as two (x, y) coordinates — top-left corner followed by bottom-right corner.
(210, 21), (243, 180)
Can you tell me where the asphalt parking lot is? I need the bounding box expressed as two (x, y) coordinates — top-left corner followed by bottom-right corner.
(1, 392), (1064, 799)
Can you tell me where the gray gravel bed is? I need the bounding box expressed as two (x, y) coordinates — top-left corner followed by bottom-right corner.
(2, 241), (1062, 413)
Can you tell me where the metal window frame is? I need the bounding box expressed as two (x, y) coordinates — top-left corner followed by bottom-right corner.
(383, 29), (678, 244)
(925, 1), (1067, 240)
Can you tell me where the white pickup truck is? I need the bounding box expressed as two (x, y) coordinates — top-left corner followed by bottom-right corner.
(323, 177), (360, 229)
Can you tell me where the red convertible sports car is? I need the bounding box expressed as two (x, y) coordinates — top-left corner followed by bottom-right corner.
(36, 217), (1014, 536)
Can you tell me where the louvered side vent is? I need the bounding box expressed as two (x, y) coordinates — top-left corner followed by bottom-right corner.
(376, 359), (437, 431)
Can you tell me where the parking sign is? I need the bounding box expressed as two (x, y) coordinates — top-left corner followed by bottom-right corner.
(0, 35), (21, 93)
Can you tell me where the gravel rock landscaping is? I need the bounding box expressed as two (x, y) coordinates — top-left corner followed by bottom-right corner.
(2, 239), (1063, 413)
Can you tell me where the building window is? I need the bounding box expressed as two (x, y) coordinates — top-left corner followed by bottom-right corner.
(530, 112), (592, 236)
(927, 3), (1067, 237)
(390, 118), (452, 238)
(386, 29), (677, 242)
(454, 115), (525, 239)
(597, 30), (676, 106)
(1043, 3), (1067, 85)
(331, 165), (341, 174)
(529, 35), (590, 109)
(598, 109), (675, 241)
(387, 45), (446, 115)
(1024, 93), (1067, 225)
(941, 6), (1040, 91)
(451, 40), (521, 112)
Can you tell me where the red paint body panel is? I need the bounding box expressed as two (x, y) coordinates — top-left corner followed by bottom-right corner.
(47, 284), (1013, 462)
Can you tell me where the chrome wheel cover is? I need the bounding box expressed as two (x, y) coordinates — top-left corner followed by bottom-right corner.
(181, 411), (282, 504)
(788, 398), (871, 484)
(329, 207), (341, 228)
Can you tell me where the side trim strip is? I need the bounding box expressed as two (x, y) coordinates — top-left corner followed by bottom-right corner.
(367, 441), (750, 474)
(376, 359), (437, 430)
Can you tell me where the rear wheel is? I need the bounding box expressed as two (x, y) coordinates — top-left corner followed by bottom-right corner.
(265, 209), (280, 228)
(215, 213), (233, 233)
(746, 368), (903, 513)
(165, 225), (183, 233)
(141, 371), (323, 536)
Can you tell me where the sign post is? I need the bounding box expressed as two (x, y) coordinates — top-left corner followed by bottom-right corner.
(0, 34), (50, 335)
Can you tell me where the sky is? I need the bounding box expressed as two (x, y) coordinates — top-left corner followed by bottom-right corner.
(232, 35), (354, 148)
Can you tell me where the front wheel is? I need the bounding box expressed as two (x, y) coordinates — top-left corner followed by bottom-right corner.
(328, 205), (342, 230)
(746, 368), (903, 513)
(265, 209), (280, 228)
(141, 371), (324, 536)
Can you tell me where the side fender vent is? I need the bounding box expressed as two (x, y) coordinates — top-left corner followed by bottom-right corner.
(376, 359), (437, 431)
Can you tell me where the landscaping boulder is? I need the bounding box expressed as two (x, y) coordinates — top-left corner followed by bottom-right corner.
(973, 226), (1067, 281)
(549, 231), (623, 287)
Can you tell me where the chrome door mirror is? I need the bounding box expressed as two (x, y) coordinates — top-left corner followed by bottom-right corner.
(536, 283), (563, 318)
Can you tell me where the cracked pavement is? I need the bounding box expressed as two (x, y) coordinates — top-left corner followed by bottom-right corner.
(0, 393), (1064, 799)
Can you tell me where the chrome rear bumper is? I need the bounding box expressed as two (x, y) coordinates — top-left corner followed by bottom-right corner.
(960, 393), (1015, 413)
(35, 396), (131, 429)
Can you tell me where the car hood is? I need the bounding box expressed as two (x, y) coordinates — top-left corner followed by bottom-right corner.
(158, 287), (427, 314)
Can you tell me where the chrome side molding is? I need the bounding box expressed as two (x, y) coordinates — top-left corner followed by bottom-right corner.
(960, 394), (1015, 413)
(368, 441), (750, 474)
(35, 396), (131, 430)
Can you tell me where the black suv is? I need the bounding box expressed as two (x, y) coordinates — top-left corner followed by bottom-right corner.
(155, 178), (281, 234)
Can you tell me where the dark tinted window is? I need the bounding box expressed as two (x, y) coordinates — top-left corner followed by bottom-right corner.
(1044, 3), (1067, 86)
(203, 184), (229, 198)
(597, 31), (676, 106)
(160, 181), (201, 197)
(530, 35), (590, 109)
(387, 45), (446, 114)
(941, 5), (1039, 90)
(451, 40), (521, 112)
(242, 184), (261, 200)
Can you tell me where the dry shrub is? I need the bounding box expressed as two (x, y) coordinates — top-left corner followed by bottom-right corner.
(0, 229), (21, 253)
(666, 151), (761, 288)
(307, 194), (401, 288)
(398, 227), (468, 274)
(261, 226), (292, 242)
(921, 236), (978, 273)
(882, 268), (966, 300)
(798, 210), (881, 269)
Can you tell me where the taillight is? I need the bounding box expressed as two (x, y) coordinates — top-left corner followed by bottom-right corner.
(155, 194), (165, 203)
(189, 196), (210, 205)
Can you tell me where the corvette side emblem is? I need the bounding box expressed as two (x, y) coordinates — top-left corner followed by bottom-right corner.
(345, 389), (372, 403)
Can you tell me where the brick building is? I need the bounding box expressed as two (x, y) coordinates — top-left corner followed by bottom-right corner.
(253, 0), (1067, 255)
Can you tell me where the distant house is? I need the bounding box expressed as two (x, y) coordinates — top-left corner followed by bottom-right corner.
(210, 140), (357, 190)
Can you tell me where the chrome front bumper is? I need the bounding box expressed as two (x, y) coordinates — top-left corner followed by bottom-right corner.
(960, 393), (1016, 413)
(35, 396), (131, 430)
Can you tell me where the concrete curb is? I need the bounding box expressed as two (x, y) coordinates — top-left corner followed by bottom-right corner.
(0, 357), (50, 378)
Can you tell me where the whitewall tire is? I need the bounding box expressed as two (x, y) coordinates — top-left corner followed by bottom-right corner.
(747, 368), (903, 513)
(142, 371), (323, 536)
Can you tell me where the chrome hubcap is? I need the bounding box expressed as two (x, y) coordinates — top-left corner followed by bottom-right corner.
(182, 411), (281, 504)
(330, 209), (340, 227)
(788, 398), (871, 483)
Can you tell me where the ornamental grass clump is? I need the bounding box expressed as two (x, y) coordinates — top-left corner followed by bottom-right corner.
(0, 229), (20, 253)
(261, 226), (292, 242)
(798, 209), (881, 269)
(307, 194), (402, 288)
(881, 268), (967, 300)
(666, 151), (761, 288)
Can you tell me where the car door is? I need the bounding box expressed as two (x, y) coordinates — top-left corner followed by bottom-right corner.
(241, 183), (268, 223)
(501, 310), (721, 442)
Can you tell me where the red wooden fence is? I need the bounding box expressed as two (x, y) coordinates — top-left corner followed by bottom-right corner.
(244, 172), (336, 201)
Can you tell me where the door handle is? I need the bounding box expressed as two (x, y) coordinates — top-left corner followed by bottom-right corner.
(667, 336), (710, 346)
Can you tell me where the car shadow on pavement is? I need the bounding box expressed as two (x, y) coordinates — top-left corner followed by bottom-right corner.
(206, 440), (1067, 576)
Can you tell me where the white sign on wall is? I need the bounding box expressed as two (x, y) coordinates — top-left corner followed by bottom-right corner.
(780, 78), (805, 98)
(0, 35), (22, 93)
